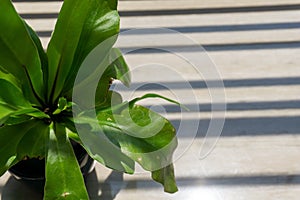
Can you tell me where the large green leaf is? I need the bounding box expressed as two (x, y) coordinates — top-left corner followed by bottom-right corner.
(0, 70), (21, 90)
(0, 79), (31, 108)
(47, 0), (120, 103)
(17, 122), (49, 160)
(25, 22), (48, 95)
(0, 78), (49, 125)
(0, 0), (44, 105)
(0, 105), (49, 126)
(44, 123), (89, 200)
(0, 120), (40, 176)
(77, 105), (178, 193)
(111, 105), (178, 193)
(0, 104), (15, 125)
(72, 115), (135, 174)
(102, 105), (177, 163)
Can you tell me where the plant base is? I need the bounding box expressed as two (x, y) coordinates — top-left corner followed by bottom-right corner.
(9, 141), (95, 181)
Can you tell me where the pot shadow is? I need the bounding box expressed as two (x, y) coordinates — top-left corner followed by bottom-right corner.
(1, 170), (125, 200)
(86, 170), (125, 200)
(1, 176), (44, 200)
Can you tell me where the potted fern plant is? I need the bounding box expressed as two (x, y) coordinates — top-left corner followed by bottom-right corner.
(0, 0), (178, 199)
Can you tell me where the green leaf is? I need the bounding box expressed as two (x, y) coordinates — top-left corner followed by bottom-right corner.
(0, 78), (49, 125)
(0, 78), (31, 108)
(63, 116), (134, 174)
(0, 106), (49, 126)
(152, 164), (178, 193)
(47, 0), (120, 103)
(92, 48), (130, 107)
(0, 0), (44, 105)
(17, 122), (49, 160)
(2, 114), (32, 126)
(78, 105), (178, 192)
(73, 115), (135, 174)
(109, 48), (131, 87)
(129, 93), (189, 111)
(0, 120), (40, 176)
(53, 97), (72, 115)
(0, 70), (21, 90)
(83, 48), (130, 108)
(94, 76), (112, 109)
(95, 91), (123, 110)
(103, 105), (178, 192)
(99, 105), (177, 165)
(0, 102), (16, 125)
(25, 22), (48, 94)
(44, 123), (89, 200)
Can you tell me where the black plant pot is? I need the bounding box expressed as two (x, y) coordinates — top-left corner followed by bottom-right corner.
(8, 140), (95, 182)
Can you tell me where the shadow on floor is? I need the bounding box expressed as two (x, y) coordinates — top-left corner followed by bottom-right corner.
(125, 77), (300, 90)
(1, 170), (124, 200)
(37, 21), (300, 38)
(121, 174), (300, 190)
(119, 41), (300, 52)
(2, 169), (300, 199)
(86, 170), (125, 200)
(152, 100), (300, 113)
(170, 115), (300, 138)
(1, 177), (44, 200)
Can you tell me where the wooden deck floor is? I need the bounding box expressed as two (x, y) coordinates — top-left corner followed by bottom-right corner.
(1, 0), (300, 199)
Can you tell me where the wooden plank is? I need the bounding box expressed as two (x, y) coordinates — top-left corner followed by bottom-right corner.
(13, 0), (300, 13)
(14, 2), (62, 14)
(24, 10), (300, 32)
(120, 10), (300, 28)
(119, 0), (300, 11)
